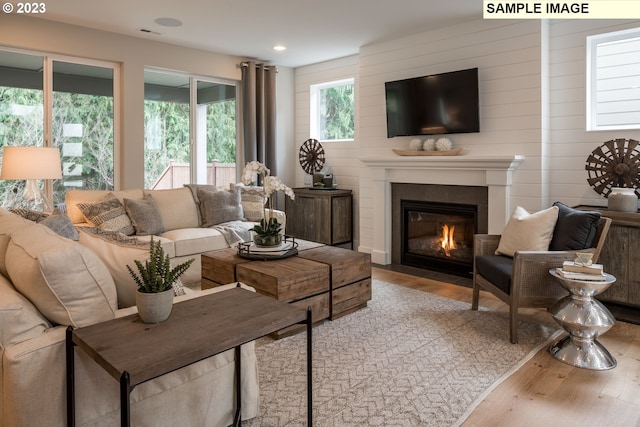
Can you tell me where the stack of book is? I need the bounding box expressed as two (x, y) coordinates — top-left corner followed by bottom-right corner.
(555, 260), (606, 281)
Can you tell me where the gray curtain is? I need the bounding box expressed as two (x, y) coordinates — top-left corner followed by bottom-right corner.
(240, 61), (277, 175)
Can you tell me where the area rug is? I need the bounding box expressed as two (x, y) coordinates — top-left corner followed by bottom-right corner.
(243, 280), (561, 426)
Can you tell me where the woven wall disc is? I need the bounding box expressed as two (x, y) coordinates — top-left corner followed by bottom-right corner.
(298, 138), (325, 174)
(585, 138), (640, 197)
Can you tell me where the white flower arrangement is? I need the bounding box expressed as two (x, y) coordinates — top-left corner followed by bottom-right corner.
(409, 138), (423, 151)
(241, 161), (295, 237)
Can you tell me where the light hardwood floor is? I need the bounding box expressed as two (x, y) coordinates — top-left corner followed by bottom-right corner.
(372, 267), (640, 427)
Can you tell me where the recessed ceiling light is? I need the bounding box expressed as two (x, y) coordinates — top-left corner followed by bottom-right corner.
(155, 17), (183, 27)
(273, 45), (287, 51)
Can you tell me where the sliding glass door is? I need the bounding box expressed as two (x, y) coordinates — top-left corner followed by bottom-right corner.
(144, 69), (237, 190)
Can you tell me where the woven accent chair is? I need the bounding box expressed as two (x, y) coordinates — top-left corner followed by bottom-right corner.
(471, 210), (611, 344)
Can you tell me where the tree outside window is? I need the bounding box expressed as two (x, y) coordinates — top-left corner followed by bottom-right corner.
(310, 78), (355, 141)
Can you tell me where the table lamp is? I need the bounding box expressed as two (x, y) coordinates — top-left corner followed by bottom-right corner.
(1, 146), (63, 212)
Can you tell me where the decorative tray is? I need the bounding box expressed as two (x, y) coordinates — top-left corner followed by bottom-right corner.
(392, 148), (465, 156)
(237, 236), (299, 260)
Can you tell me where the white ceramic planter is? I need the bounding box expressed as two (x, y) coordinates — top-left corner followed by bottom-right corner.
(608, 187), (638, 212)
(135, 288), (174, 323)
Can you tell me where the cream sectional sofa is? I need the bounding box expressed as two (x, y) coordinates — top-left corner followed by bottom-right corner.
(0, 208), (259, 427)
(65, 186), (285, 308)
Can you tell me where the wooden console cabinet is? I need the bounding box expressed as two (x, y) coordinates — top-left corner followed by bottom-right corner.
(576, 206), (640, 307)
(285, 188), (352, 246)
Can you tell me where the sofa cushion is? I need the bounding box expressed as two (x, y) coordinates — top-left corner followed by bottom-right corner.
(159, 227), (229, 257)
(78, 193), (135, 236)
(549, 202), (601, 251)
(496, 206), (559, 257)
(476, 255), (513, 295)
(124, 195), (165, 236)
(0, 273), (50, 348)
(6, 223), (117, 327)
(9, 208), (49, 222)
(231, 183), (266, 222)
(145, 188), (200, 230)
(77, 229), (177, 308)
(0, 208), (34, 278)
(197, 187), (244, 228)
(65, 189), (145, 224)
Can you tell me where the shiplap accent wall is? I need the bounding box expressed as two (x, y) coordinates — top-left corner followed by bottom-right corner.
(295, 18), (640, 254)
(548, 19), (640, 207)
(294, 55), (361, 244)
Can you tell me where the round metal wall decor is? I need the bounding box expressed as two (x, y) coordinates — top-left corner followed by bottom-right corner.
(585, 138), (640, 197)
(298, 138), (325, 174)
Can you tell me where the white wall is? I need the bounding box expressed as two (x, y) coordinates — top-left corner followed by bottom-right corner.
(294, 55), (360, 243)
(295, 18), (640, 256)
(0, 15), (297, 189)
(548, 19), (640, 206)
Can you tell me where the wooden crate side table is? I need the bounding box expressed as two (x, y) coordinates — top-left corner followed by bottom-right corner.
(285, 188), (353, 245)
(298, 246), (372, 319)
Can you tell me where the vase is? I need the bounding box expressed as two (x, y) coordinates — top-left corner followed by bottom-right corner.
(136, 288), (174, 323)
(608, 187), (638, 212)
(253, 233), (282, 248)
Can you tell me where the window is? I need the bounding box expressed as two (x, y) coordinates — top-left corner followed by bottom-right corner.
(310, 78), (354, 141)
(144, 70), (237, 189)
(587, 28), (640, 131)
(0, 49), (118, 208)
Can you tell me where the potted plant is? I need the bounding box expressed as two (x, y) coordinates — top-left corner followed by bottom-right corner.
(127, 237), (194, 323)
(242, 161), (295, 247)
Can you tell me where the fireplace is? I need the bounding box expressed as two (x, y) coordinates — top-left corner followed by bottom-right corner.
(401, 200), (476, 277)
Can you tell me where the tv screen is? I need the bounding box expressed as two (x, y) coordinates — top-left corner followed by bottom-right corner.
(385, 68), (479, 138)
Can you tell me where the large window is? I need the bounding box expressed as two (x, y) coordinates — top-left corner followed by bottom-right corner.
(587, 28), (640, 131)
(0, 49), (117, 208)
(310, 78), (355, 142)
(144, 70), (237, 189)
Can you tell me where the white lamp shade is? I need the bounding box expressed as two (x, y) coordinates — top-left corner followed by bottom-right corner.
(0, 146), (63, 180)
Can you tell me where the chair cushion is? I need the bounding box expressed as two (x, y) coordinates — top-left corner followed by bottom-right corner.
(495, 206), (559, 257)
(476, 255), (513, 295)
(549, 202), (601, 251)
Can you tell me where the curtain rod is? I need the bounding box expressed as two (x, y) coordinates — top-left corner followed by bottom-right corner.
(239, 62), (278, 73)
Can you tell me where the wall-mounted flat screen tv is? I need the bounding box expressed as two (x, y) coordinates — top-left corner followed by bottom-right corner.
(385, 67), (479, 138)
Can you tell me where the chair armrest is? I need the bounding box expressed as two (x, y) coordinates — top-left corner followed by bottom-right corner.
(474, 234), (501, 256)
(512, 250), (584, 299)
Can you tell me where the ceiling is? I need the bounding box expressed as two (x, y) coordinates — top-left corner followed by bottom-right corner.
(34, 0), (482, 68)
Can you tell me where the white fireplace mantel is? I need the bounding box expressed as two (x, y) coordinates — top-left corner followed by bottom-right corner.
(360, 154), (524, 265)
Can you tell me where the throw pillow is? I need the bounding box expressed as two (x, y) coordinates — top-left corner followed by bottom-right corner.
(197, 187), (244, 228)
(549, 202), (601, 251)
(6, 223), (117, 328)
(77, 193), (135, 236)
(40, 211), (80, 241)
(10, 208), (49, 223)
(124, 195), (165, 235)
(231, 183), (266, 221)
(495, 205), (559, 257)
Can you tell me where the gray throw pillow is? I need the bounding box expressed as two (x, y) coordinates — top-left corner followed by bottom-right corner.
(77, 193), (135, 236)
(231, 183), (266, 222)
(40, 212), (80, 241)
(123, 195), (165, 235)
(197, 187), (244, 227)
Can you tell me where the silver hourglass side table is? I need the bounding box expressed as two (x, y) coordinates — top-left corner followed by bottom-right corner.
(548, 269), (617, 370)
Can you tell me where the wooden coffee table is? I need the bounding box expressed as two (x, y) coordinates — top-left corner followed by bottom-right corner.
(66, 286), (313, 427)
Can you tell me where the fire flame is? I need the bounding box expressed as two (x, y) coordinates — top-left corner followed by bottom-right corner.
(440, 225), (456, 256)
